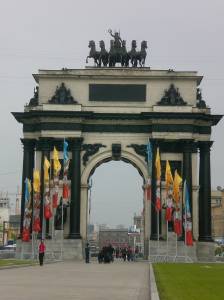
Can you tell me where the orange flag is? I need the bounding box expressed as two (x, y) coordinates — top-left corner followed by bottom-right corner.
(173, 170), (182, 203)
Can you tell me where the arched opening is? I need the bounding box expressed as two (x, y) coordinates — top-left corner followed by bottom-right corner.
(85, 159), (146, 259)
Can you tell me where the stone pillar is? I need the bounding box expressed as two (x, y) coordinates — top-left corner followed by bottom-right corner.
(143, 182), (150, 259)
(20, 139), (36, 236)
(80, 184), (89, 241)
(36, 138), (51, 238)
(198, 141), (213, 242)
(68, 137), (83, 239)
(150, 140), (158, 240)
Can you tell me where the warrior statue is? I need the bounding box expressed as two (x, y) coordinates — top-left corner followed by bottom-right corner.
(108, 29), (122, 49)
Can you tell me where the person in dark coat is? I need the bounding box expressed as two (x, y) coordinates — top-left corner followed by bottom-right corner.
(85, 242), (90, 263)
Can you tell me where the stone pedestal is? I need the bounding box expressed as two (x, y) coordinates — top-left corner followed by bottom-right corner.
(196, 242), (215, 262)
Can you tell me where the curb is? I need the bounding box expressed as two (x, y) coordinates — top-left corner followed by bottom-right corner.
(0, 263), (37, 270)
(149, 264), (160, 300)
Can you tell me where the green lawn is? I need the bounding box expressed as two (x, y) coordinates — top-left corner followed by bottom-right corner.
(0, 259), (35, 267)
(153, 263), (224, 300)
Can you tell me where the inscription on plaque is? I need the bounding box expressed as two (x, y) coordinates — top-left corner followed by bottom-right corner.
(89, 84), (146, 102)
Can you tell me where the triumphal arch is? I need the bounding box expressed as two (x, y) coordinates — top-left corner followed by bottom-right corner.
(13, 31), (222, 260)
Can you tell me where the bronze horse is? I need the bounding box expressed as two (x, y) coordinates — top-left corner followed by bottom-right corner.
(86, 40), (100, 66)
(129, 40), (147, 67)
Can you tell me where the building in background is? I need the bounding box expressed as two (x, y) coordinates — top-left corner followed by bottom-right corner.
(99, 228), (129, 249)
(211, 187), (224, 242)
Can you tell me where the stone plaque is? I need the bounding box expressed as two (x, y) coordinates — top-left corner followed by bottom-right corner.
(89, 84), (146, 101)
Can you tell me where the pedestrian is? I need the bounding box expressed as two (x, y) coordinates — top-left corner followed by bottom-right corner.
(85, 242), (90, 263)
(39, 239), (46, 266)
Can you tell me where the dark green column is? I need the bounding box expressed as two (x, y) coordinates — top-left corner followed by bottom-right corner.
(20, 139), (36, 236)
(36, 138), (52, 238)
(198, 141), (213, 242)
(68, 137), (83, 239)
(150, 140), (159, 240)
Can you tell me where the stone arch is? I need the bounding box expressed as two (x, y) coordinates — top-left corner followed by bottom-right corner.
(80, 148), (149, 244)
(81, 149), (148, 186)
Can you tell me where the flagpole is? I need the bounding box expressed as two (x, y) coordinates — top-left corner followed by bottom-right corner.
(184, 180), (187, 262)
(166, 220), (168, 262)
(61, 198), (64, 261)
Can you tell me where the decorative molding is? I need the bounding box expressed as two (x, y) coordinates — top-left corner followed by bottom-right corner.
(12, 110), (223, 126)
(81, 144), (106, 166)
(22, 122), (212, 135)
(157, 84), (187, 106)
(28, 86), (39, 106)
(49, 82), (77, 104)
(127, 144), (147, 162)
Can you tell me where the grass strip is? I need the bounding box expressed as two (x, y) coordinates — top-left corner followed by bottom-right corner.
(153, 263), (224, 300)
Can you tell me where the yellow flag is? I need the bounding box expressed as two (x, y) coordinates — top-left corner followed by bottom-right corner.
(53, 147), (61, 175)
(155, 147), (161, 180)
(165, 160), (173, 190)
(173, 170), (182, 203)
(33, 170), (40, 192)
(44, 156), (50, 182)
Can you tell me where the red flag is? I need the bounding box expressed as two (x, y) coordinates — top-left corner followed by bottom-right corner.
(44, 204), (52, 219)
(63, 183), (69, 200)
(33, 217), (41, 232)
(174, 219), (182, 236)
(165, 207), (173, 222)
(186, 230), (193, 246)
(22, 228), (30, 242)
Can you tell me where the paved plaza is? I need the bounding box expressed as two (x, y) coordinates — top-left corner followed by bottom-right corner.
(0, 260), (150, 300)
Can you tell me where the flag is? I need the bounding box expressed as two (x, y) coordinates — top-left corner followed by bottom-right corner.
(173, 170), (182, 203)
(44, 156), (50, 182)
(184, 180), (193, 246)
(63, 139), (70, 201)
(24, 178), (31, 203)
(63, 139), (69, 163)
(33, 170), (41, 233)
(145, 178), (151, 201)
(155, 147), (161, 180)
(173, 207), (182, 236)
(155, 147), (161, 211)
(165, 160), (173, 191)
(53, 146), (61, 176)
(33, 170), (40, 193)
(146, 140), (152, 176)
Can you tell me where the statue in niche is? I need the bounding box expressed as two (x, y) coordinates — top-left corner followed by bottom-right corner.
(28, 86), (39, 106)
(196, 88), (206, 108)
(55, 197), (69, 230)
(49, 82), (77, 104)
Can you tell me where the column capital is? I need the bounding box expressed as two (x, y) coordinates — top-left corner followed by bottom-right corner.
(36, 138), (53, 151)
(20, 138), (36, 149)
(181, 139), (196, 152)
(69, 137), (84, 150)
(198, 141), (213, 151)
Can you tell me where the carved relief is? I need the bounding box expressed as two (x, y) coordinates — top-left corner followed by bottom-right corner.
(157, 84), (187, 106)
(49, 82), (77, 104)
(82, 144), (106, 166)
(127, 144), (147, 162)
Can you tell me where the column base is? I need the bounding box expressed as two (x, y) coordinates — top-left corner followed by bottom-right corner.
(196, 241), (215, 262)
(198, 236), (213, 242)
(67, 233), (81, 239)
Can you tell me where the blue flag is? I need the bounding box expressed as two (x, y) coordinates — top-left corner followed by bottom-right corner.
(184, 180), (191, 215)
(146, 140), (152, 176)
(63, 139), (69, 163)
(146, 140), (152, 163)
(24, 178), (31, 203)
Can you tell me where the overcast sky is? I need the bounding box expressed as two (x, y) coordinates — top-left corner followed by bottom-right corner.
(0, 0), (224, 226)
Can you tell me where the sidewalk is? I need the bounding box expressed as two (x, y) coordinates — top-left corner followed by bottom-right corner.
(0, 260), (150, 300)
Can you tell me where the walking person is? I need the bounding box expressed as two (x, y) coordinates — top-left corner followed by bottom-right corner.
(85, 242), (90, 263)
(39, 239), (46, 266)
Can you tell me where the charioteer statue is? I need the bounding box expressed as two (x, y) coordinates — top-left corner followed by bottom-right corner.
(86, 29), (148, 68)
